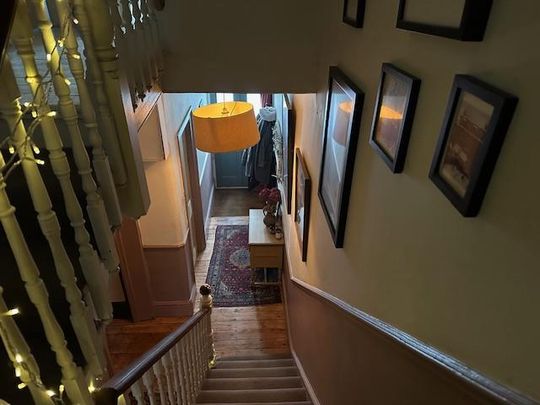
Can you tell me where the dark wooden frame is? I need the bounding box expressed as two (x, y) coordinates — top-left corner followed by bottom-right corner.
(429, 75), (517, 217)
(369, 63), (421, 173)
(319, 67), (364, 248)
(396, 0), (493, 41)
(282, 94), (296, 214)
(343, 0), (366, 28)
(294, 149), (311, 262)
(1, 0), (17, 67)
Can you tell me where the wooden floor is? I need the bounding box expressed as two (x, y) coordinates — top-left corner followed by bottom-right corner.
(197, 216), (289, 359)
(212, 189), (263, 217)
(106, 216), (289, 375)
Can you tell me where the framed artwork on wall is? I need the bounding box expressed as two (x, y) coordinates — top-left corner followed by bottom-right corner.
(294, 149), (311, 262)
(429, 75), (518, 217)
(396, 0), (493, 41)
(319, 67), (364, 248)
(343, 0), (365, 28)
(281, 94), (296, 214)
(369, 63), (421, 173)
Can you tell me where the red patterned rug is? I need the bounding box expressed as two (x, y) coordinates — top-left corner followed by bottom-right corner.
(206, 225), (281, 307)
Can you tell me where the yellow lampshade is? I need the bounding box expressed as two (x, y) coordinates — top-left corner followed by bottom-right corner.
(192, 101), (260, 153)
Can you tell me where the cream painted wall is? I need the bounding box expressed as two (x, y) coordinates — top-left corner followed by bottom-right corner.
(137, 93), (207, 246)
(282, 1), (540, 400)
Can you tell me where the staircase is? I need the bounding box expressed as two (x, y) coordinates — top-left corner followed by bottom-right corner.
(196, 354), (312, 405)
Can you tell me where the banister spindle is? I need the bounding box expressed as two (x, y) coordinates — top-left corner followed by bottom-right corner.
(142, 371), (157, 405)
(0, 63), (92, 404)
(54, 0), (123, 228)
(30, 0), (120, 273)
(11, 0), (113, 349)
(152, 361), (167, 405)
(200, 285), (216, 368)
(130, 379), (145, 404)
(139, 0), (159, 82)
(0, 287), (55, 405)
(130, 0), (153, 91)
(160, 355), (175, 405)
(143, 0), (164, 73)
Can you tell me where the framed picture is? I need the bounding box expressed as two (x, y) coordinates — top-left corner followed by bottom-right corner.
(429, 75), (518, 217)
(396, 0), (493, 41)
(275, 94), (296, 214)
(343, 0), (365, 28)
(294, 149), (311, 261)
(319, 67), (364, 248)
(369, 63), (421, 173)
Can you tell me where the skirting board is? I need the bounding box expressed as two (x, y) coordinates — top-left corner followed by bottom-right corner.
(291, 349), (321, 405)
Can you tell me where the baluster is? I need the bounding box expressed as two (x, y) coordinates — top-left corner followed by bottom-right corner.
(0, 287), (55, 405)
(195, 322), (205, 389)
(173, 344), (187, 405)
(152, 361), (168, 405)
(30, 0), (120, 273)
(104, 0), (138, 109)
(199, 285), (216, 368)
(167, 350), (181, 404)
(130, 0), (153, 91)
(182, 337), (195, 404)
(0, 62), (91, 405)
(142, 371), (158, 405)
(143, 0), (163, 73)
(139, 0), (159, 82)
(161, 355), (175, 405)
(10, 1), (113, 359)
(118, 0), (147, 100)
(190, 330), (201, 393)
(53, 0), (123, 228)
(130, 380), (145, 404)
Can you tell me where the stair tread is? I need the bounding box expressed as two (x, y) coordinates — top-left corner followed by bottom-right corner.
(215, 359), (295, 369)
(218, 353), (292, 361)
(197, 387), (307, 403)
(209, 367), (300, 378)
(203, 376), (303, 390)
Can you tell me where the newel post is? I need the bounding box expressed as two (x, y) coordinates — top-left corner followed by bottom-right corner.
(199, 284), (216, 368)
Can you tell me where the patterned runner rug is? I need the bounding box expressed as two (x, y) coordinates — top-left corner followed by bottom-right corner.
(206, 225), (281, 307)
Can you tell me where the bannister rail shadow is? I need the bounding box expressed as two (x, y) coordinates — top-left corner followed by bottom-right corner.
(94, 286), (215, 405)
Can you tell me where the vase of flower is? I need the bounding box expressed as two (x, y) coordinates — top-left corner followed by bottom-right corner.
(258, 187), (281, 233)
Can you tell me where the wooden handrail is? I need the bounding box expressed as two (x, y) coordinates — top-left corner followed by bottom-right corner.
(95, 308), (210, 403)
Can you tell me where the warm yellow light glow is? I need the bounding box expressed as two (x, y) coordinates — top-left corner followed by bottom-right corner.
(6, 308), (20, 316)
(15, 354), (23, 363)
(46, 390), (56, 397)
(57, 39), (64, 47)
(32, 145), (41, 155)
(64, 78), (71, 86)
(88, 382), (96, 393)
(8, 146), (15, 154)
(31, 110), (38, 118)
(379, 105), (403, 120)
(15, 367), (21, 377)
(23, 102), (31, 108)
(36, 159), (46, 165)
(18, 383), (26, 390)
(73, 18), (79, 24)
(59, 384), (65, 394)
(192, 101), (260, 153)
(46, 111), (57, 117)
(71, 54), (81, 60)
(46, 53), (52, 62)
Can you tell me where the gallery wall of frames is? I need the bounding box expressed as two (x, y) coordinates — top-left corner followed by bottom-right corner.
(284, 0), (520, 256)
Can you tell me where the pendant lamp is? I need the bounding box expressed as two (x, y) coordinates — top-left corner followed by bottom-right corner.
(192, 101), (260, 153)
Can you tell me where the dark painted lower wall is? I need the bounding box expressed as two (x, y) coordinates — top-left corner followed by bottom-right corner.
(144, 233), (195, 316)
(282, 261), (533, 405)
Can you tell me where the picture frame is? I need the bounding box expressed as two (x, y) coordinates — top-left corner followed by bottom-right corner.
(369, 63), (421, 173)
(396, 0), (493, 41)
(277, 94), (296, 215)
(343, 0), (366, 28)
(319, 66), (364, 248)
(294, 149), (311, 262)
(429, 75), (518, 217)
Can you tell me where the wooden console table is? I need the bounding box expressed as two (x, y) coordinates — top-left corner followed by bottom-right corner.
(248, 209), (284, 285)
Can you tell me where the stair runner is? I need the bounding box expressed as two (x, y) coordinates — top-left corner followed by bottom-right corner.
(196, 354), (312, 404)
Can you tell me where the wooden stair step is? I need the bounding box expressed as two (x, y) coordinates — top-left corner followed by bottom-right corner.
(218, 353), (292, 361)
(215, 359), (295, 369)
(203, 376), (303, 390)
(209, 367), (299, 379)
(196, 388), (308, 403)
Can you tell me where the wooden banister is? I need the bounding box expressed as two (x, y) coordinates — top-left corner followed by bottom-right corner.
(95, 285), (215, 405)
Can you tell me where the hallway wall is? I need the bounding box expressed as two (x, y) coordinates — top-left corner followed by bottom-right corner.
(281, 0), (540, 400)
